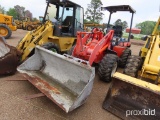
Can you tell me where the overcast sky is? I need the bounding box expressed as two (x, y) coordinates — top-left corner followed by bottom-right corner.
(0, 0), (159, 27)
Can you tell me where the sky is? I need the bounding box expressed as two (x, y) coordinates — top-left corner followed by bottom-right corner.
(0, 0), (159, 27)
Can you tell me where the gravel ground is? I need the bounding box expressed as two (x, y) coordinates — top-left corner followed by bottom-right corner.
(0, 29), (145, 120)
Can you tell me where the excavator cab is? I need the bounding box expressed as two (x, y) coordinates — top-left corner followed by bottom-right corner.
(44, 0), (84, 36)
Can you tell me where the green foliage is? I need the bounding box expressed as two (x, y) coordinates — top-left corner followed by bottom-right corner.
(32, 17), (38, 21)
(0, 5), (5, 14)
(135, 21), (156, 35)
(6, 8), (18, 19)
(114, 19), (128, 30)
(85, 0), (103, 23)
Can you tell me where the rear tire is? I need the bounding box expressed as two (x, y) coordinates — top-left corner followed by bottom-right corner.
(119, 48), (131, 68)
(0, 24), (12, 39)
(123, 55), (142, 77)
(41, 42), (60, 53)
(98, 54), (118, 82)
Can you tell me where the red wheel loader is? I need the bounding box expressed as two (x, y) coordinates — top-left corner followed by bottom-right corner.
(69, 27), (131, 82)
(103, 17), (160, 120)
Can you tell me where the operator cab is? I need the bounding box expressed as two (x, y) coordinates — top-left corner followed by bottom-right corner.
(44, 0), (84, 36)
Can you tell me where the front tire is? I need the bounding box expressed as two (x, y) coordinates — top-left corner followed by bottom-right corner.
(0, 24), (12, 39)
(123, 55), (142, 77)
(98, 54), (118, 82)
(119, 48), (131, 68)
(27, 25), (33, 31)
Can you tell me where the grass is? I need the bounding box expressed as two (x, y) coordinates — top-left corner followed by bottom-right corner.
(123, 32), (146, 40)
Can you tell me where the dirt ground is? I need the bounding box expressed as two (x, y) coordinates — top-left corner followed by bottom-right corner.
(0, 29), (144, 120)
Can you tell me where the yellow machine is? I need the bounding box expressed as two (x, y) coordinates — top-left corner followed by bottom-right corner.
(84, 23), (105, 32)
(15, 17), (41, 31)
(15, 0), (95, 113)
(14, 20), (23, 29)
(103, 17), (160, 119)
(17, 0), (84, 61)
(0, 14), (17, 39)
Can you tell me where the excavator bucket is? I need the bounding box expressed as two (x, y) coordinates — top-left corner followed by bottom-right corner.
(103, 72), (160, 120)
(17, 46), (95, 113)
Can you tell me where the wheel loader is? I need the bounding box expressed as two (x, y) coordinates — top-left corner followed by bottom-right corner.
(67, 5), (135, 82)
(103, 17), (160, 119)
(13, 0), (95, 113)
(17, 0), (84, 62)
(68, 27), (131, 82)
(0, 14), (17, 39)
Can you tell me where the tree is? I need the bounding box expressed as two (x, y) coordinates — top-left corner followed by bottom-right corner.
(0, 5), (5, 14)
(14, 5), (24, 20)
(135, 21), (156, 35)
(122, 21), (128, 30)
(85, 0), (103, 23)
(14, 5), (33, 20)
(25, 10), (33, 20)
(114, 19), (128, 30)
(6, 8), (18, 19)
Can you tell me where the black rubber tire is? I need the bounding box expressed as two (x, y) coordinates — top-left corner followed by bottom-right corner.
(138, 50), (145, 69)
(123, 55), (142, 77)
(0, 24), (12, 39)
(41, 42), (60, 53)
(98, 54), (118, 82)
(67, 45), (75, 55)
(130, 34), (134, 39)
(26, 25), (33, 31)
(119, 48), (131, 68)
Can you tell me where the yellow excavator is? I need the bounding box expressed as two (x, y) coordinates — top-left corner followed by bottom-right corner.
(0, 14), (17, 39)
(103, 17), (160, 119)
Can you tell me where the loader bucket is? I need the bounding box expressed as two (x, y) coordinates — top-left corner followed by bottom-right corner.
(0, 37), (21, 75)
(17, 46), (95, 113)
(103, 72), (160, 120)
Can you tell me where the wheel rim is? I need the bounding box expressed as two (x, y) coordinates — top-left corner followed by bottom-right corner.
(0, 27), (8, 36)
(28, 26), (32, 31)
(111, 62), (118, 77)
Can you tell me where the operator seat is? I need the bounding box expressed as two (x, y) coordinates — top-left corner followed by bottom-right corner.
(62, 16), (73, 34)
(112, 25), (123, 38)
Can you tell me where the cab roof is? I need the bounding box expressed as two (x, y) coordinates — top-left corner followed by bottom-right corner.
(46, 0), (81, 7)
(101, 5), (136, 13)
